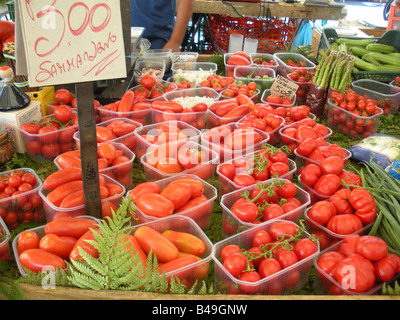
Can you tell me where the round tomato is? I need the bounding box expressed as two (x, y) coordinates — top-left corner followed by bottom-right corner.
(53, 105), (73, 122)
(223, 252), (247, 277)
(54, 89), (72, 105)
(17, 230), (40, 254)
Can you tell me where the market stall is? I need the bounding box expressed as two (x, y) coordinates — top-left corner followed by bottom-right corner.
(1, 0), (400, 302)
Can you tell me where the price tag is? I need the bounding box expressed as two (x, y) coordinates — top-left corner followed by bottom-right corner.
(270, 75), (299, 100)
(15, 0), (127, 87)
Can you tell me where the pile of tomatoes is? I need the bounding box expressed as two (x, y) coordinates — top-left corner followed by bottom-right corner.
(316, 234), (400, 294)
(42, 168), (124, 220)
(218, 144), (292, 192)
(280, 118), (331, 154)
(151, 100), (207, 130)
(131, 225), (209, 288)
(263, 93), (293, 108)
(225, 51), (252, 77)
(16, 217), (98, 273)
(227, 179), (305, 225)
(306, 185), (376, 239)
(128, 176), (212, 228)
(199, 74), (235, 92)
(0, 169), (44, 230)
(55, 141), (133, 189)
(220, 82), (259, 101)
(217, 221), (318, 294)
(131, 75), (177, 100)
(50, 88), (101, 123)
(299, 157), (362, 203)
(208, 94), (254, 127)
(20, 104), (78, 161)
(202, 124), (267, 162)
(328, 89), (383, 139)
(251, 56), (276, 67)
(143, 141), (214, 181)
(287, 68), (314, 103)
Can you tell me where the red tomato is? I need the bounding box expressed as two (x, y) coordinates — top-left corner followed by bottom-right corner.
(319, 156), (344, 176)
(17, 230), (40, 254)
(326, 214), (363, 235)
(307, 200), (337, 226)
(53, 105), (73, 122)
(223, 252), (247, 277)
(293, 238), (318, 260)
(19, 248), (67, 273)
(54, 89), (72, 105)
(136, 193), (174, 217)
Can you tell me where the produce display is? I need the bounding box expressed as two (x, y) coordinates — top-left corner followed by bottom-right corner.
(19, 106), (79, 162)
(2, 43), (400, 300)
(314, 234), (400, 294)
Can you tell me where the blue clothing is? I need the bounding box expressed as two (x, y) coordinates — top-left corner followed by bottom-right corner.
(131, 0), (176, 49)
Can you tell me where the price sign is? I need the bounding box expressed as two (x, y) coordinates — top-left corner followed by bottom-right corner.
(15, 0), (127, 87)
(270, 75), (299, 100)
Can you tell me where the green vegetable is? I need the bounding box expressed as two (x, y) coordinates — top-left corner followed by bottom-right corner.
(364, 52), (400, 67)
(353, 56), (381, 72)
(350, 46), (371, 57)
(379, 64), (400, 72)
(335, 38), (374, 47)
(362, 53), (381, 67)
(366, 43), (398, 54)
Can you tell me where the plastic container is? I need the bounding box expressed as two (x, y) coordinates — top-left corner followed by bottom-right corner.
(212, 219), (320, 295)
(351, 79), (400, 115)
(279, 121), (333, 152)
(73, 117), (143, 156)
(171, 52), (199, 64)
(171, 62), (218, 87)
(219, 178), (310, 238)
(326, 98), (383, 139)
(224, 53), (251, 78)
(250, 53), (279, 73)
(294, 143), (352, 170)
(98, 103), (152, 126)
(217, 151), (297, 196)
(127, 174), (217, 230)
(238, 114), (285, 146)
(304, 207), (373, 244)
(128, 215), (213, 290)
(39, 175), (126, 222)
(201, 123), (270, 163)
(140, 140), (220, 182)
(220, 88), (260, 103)
(12, 215), (101, 277)
(389, 78), (400, 93)
(133, 120), (201, 160)
(234, 65), (276, 93)
(261, 89), (296, 108)
(274, 52), (316, 78)
(207, 98), (251, 129)
(0, 168), (45, 230)
(19, 113), (79, 163)
(142, 48), (173, 71)
(54, 142), (136, 190)
(286, 74), (312, 104)
(297, 173), (330, 204)
(128, 80), (178, 103)
(151, 87), (220, 130)
(134, 58), (166, 85)
(0, 217), (11, 261)
(313, 239), (399, 295)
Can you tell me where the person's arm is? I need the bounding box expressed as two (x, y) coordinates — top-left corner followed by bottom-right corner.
(163, 0), (194, 52)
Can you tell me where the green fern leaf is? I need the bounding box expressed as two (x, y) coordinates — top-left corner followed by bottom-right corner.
(0, 276), (25, 300)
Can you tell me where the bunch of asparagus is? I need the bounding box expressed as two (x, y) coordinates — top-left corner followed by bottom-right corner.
(313, 49), (355, 91)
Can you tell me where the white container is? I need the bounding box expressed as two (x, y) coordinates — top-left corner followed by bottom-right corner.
(228, 34), (244, 53)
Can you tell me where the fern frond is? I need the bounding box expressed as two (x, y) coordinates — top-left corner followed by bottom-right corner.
(0, 276), (25, 300)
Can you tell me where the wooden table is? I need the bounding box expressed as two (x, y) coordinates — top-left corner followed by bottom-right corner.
(192, 0), (346, 21)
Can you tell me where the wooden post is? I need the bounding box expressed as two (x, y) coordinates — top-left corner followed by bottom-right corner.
(121, 0), (132, 72)
(75, 82), (102, 219)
